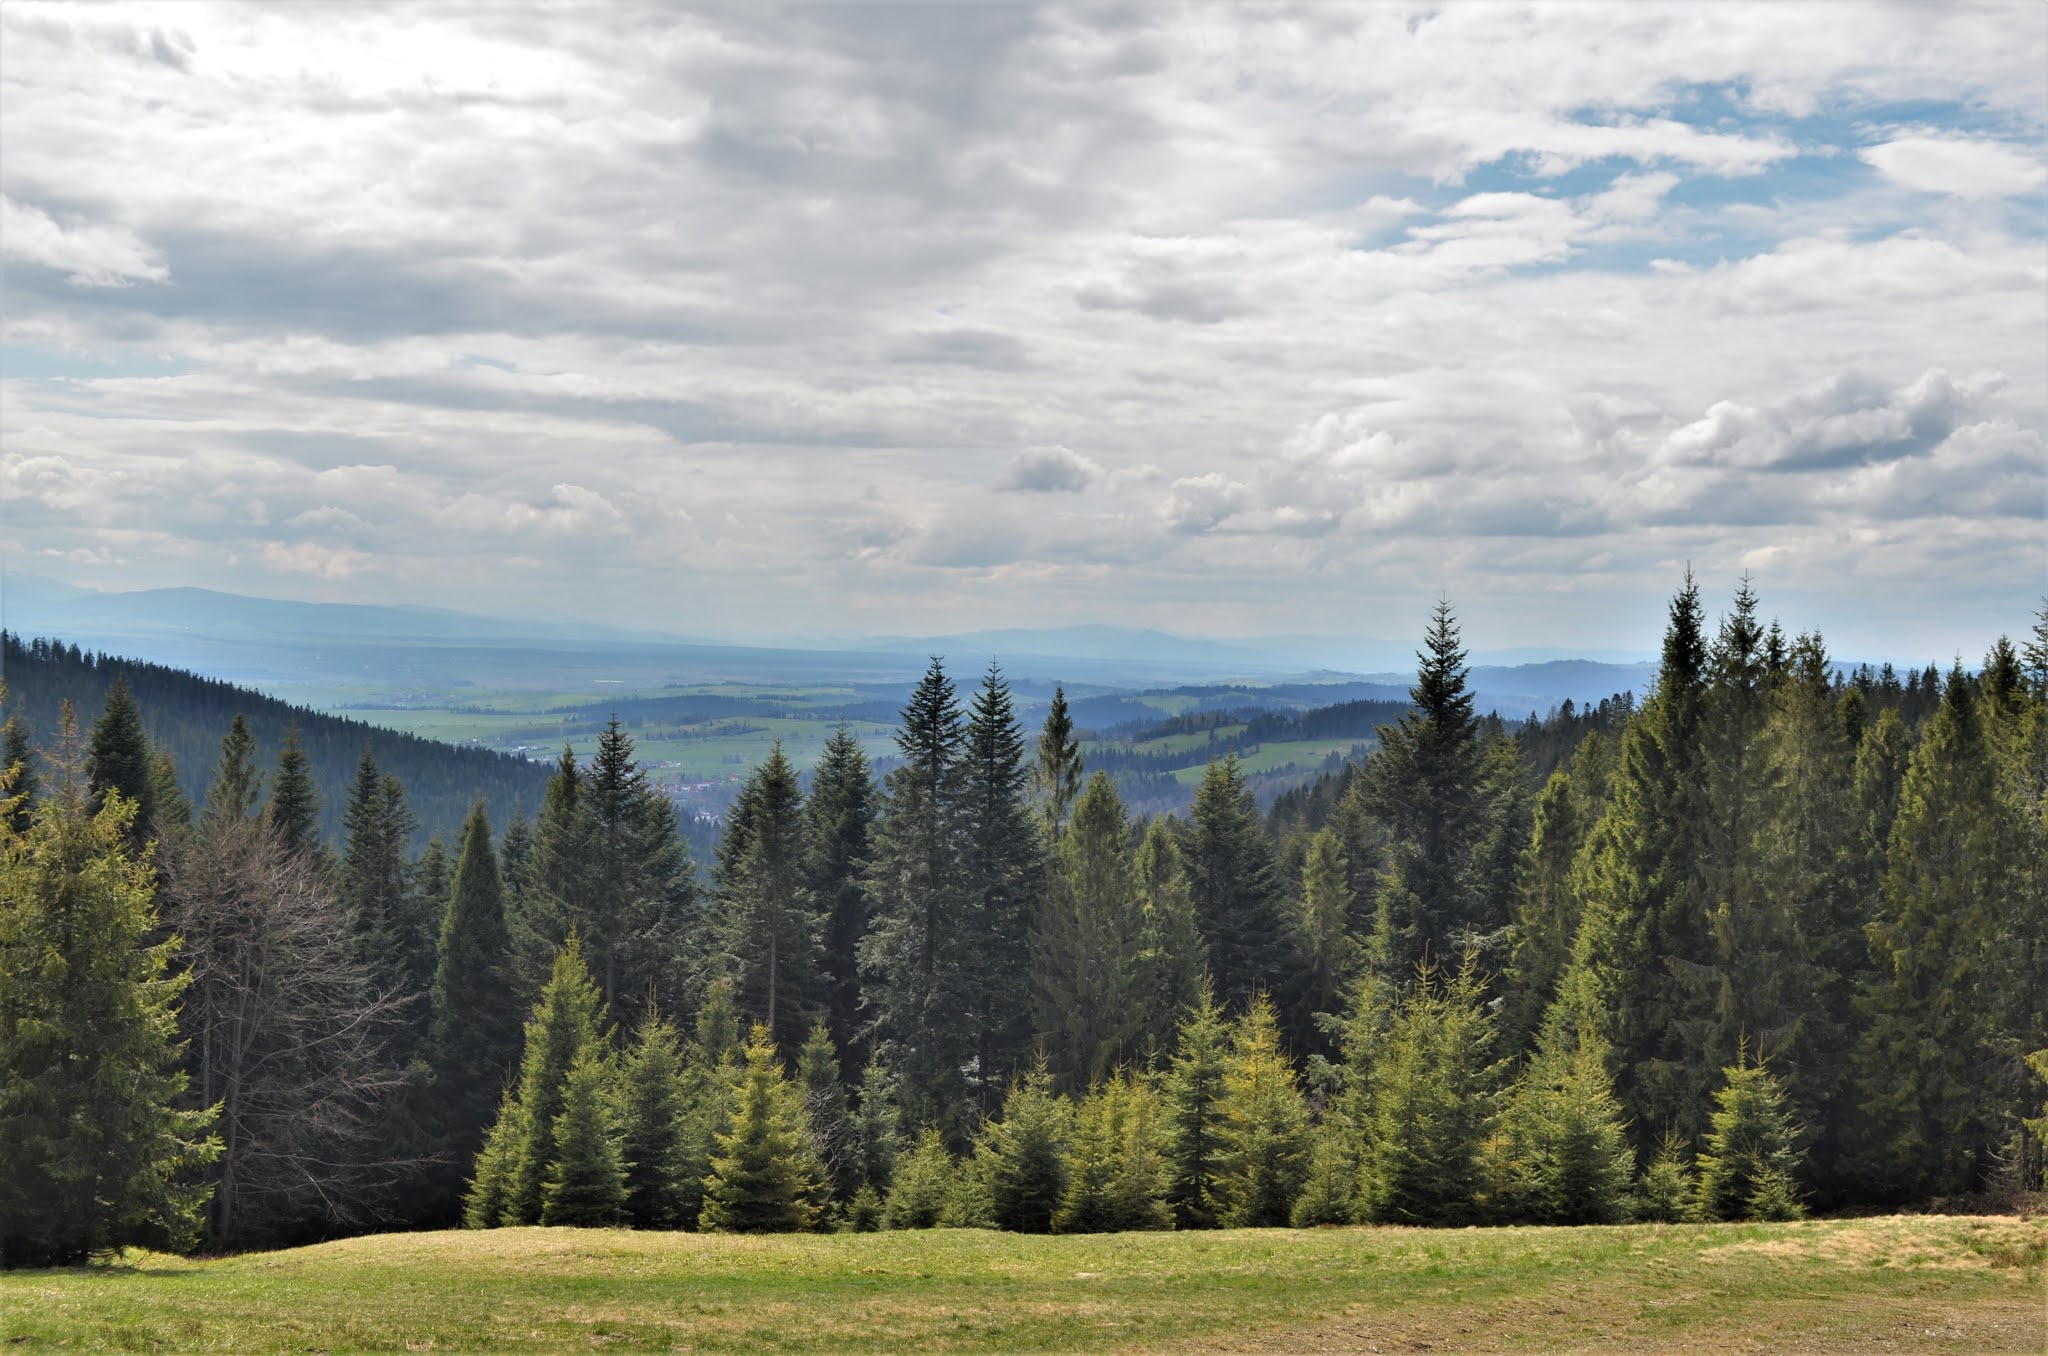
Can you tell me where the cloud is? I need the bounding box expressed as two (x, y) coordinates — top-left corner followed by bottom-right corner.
(0, 195), (167, 287)
(1159, 473), (1252, 534)
(0, 2), (2040, 653)
(1661, 368), (1994, 472)
(1003, 445), (1101, 494)
(890, 329), (1032, 370)
(1862, 134), (2048, 199)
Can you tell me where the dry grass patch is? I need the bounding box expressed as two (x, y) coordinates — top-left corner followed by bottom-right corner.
(2, 1216), (2042, 1354)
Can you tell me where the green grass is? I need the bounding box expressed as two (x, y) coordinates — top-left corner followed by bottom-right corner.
(1166, 737), (1368, 784)
(4, 1216), (2042, 1353)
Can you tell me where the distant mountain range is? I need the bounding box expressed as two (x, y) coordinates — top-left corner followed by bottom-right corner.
(1, 572), (1657, 713)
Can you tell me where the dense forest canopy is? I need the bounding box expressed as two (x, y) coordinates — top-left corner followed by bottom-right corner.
(0, 632), (552, 849)
(2, 580), (2044, 1265)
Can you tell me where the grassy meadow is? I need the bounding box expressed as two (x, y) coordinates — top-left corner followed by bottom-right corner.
(3, 1215), (2042, 1354)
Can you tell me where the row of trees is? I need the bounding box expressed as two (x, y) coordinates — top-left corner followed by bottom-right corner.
(465, 934), (1806, 1236)
(3, 579), (2045, 1263)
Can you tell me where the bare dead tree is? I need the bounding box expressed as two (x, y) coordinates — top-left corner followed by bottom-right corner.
(159, 813), (416, 1247)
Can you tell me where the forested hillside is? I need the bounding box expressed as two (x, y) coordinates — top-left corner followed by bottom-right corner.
(3, 580), (2044, 1268)
(0, 632), (551, 847)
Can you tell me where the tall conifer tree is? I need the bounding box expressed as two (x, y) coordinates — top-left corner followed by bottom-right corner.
(1185, 755), (1280, 1008)
(1362, 601), (1486, 969)
(1033, 685), (1084, 836)
(1034, 772), (1146, 1088)
(617, 1007), (690, 1229)
(2, 715), (39, 835)
(804, 726), (874, 1082)
(86, 677), (156, 853)
(1161, 982), (1230, 1228)
(712, 744), (818, 1051)
(959, 664), (1043, 1114)
(1550, 572), (1714, 1151)
(264, 724), (320, 862)
(497, 936), (606, 1226)
(1213, 995), (1308, 1227)
(431, 801), (522, 1180)
(860, 659), (971, 1137)
(0, 711), (218, 1266)
(1851, 666), (2022, 1199)
(1132, 819), (1204, 1060)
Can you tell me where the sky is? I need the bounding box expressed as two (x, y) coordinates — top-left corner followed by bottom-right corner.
(2, 1), (2044, 663)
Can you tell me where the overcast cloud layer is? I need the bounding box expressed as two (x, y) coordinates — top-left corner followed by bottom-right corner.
(3, 1), (2043, 660)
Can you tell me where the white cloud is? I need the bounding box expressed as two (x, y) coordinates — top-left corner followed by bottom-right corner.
(0, 195), (166, 286)
(1862, 135), (2048, 199)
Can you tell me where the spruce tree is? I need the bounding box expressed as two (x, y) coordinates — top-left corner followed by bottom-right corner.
(1487, 1019), (1634, 1224)
(1851, 665), (2019, 1200)
(86, 677), (156, 852)
(1291, 1116), (1359, 1227)
(340, 747), (425, 1015)
(884, 1127), (953, 1229)
(1500, 767), (1581, 1050)
(462, 1090), (520, 1230)
(498, 936), (607, 1225)
(797, 1020), (855, 1203)
(701, 1026), (824, 1233)
(1358, 958), (1496, 1226)
(1361, 601), (1486, 970)
(0, 715), (218, 1266)
(1132, 819), (1204, 1060)
(414, 834), (450, 927)
(1033, 684), (1085, 836)
(1106, 1072), (1172, 1231)
(203, 714), (261, 825)
(264, 724), (320, 862)
(432, 801), (522, 1181)
(1758, 631), (1864, 1205)
(977, 1063), (1071, 1233)
(499, 809), (536, 908)
(852, 1060), (901, 1198)
(673, 980), (743, 1231)
(1213, 994), (1308, 1227)
(1690, 581), (1808, 1113)
(3, 715), (39, 835)
(711, 744), (818, 1050)
(1034, 772), (1146, 1088)
(804, 725), (874, 1081)
(1161, 981), (1231, 1228)
(522, 728), (697, 1028)
(585, 717), (697, 1027)
(860, 658), (972, 1137)
(1550, 572), (1715, 1151)
(617, 1007), (690, 1229)
(144, 748), (190, 838)
(519, 745), (594, 990)
(540, 1049), (627, 1227)
(1288, 826), (1356, 1054)
(1185, 755), (1281, 1008)
(1635, 1132), (1697, 1222)
(958, 664), (1043, 1114)
(1695, 1050), (1805, 1222)
(1055, 1074), (1171, 1232)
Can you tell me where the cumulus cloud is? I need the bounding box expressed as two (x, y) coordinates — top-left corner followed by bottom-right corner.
(1862, 134), (2048, 199)
(1004, 445), (1102, 494)
(1661, 369), (1994, 472)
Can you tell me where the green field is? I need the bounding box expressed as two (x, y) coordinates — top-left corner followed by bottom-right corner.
(4, 1216), (2042, 1353)
(300, 683), (905, 784)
